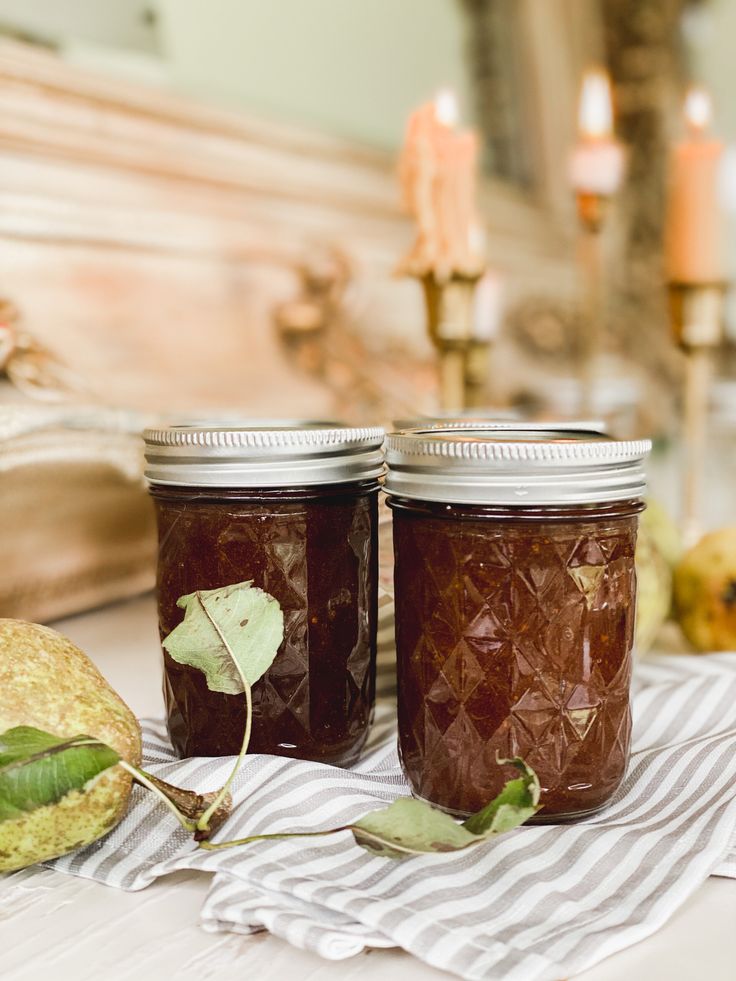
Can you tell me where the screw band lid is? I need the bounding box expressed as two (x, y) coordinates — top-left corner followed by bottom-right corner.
(144, 423), (385, 487)
(384, 424), (651, 506)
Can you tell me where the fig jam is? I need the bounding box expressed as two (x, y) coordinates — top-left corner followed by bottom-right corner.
(144, 425), (384, 766)
(385, 426), (651, 820)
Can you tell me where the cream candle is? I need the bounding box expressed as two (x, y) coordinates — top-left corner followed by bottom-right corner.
(665, 86), (724, 284)
(569, 68), (625, 198)
(398, 90), (484, 281)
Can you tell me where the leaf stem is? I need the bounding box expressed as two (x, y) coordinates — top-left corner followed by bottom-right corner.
(197, 678), (253, 831)
(198, 824), (459, 857)
(119, 760), (196, 832)
(199, 826), (346, 851)
(194, 590), (254, 832)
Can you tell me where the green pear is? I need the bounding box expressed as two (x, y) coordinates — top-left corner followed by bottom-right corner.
(635, 501), (679, 655)
(635, 523), (672, 655)
(640, 500), (682, 568)
(674, 528), (736, 652)
(0, 619), (141, 871)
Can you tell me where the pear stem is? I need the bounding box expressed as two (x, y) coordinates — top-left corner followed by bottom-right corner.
(119, 760), (196, 832)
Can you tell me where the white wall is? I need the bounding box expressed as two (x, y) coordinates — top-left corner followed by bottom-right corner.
(0, 0), (157, 51)
(0, 0), (475, 149)
(687, 0), (736, 142)
(154, 0), (474, 148)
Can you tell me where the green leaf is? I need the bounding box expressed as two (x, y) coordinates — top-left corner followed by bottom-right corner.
(163, 580), (285, 695)
(0, 726), (120, 821)
(351, 758), (541, 858)
(461, 757), (540, 835)
(352, 798), (479, 858)
(200, 758), (541, 859)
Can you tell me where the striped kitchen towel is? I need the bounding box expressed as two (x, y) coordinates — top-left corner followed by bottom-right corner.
(47, 650), (736, 981)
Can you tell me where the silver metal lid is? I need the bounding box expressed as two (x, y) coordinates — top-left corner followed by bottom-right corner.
(384, 425), (651, 506)
(399, 418), (608, 434)
(392, 411), (521, 429)
(144, 424), (385, 487)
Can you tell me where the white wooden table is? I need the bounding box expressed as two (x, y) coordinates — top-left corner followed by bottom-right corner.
(2, 595), (735, 981)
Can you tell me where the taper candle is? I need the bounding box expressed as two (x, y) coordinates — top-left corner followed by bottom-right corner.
(665, 86), (724, 284)
(569, 67), (624, 415)
(398, 90), (485, 282)
(569, 68), (625, 200)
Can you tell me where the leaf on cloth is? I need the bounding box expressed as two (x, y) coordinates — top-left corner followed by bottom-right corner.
(351, 798), (479, 857)
(0, 726), (120, 820)
(163, 580), (284, 695)
(351, 758), (541, 859)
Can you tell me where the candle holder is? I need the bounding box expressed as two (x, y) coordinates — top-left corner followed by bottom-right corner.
(464, 338), (494, 409)
(420, 273), (484, 411)
(668, 280), (727, 546)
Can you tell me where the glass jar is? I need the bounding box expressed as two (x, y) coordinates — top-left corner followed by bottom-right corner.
(385, 425), (651, 820)
(144, 424), (384, 765)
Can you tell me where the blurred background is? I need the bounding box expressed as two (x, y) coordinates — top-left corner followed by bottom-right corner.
(1, 0), (735, 622)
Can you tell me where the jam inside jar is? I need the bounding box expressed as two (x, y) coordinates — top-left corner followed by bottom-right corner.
(144, 425), (384, 766)
(385, 426), (651, 820)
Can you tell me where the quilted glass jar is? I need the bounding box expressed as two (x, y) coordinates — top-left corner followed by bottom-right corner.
(385, 425), (651, 820)
(144, 424), (384, 765)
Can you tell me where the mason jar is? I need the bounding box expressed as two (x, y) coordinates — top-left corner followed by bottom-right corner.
(144, 424), (384, 765)
(385, 425), (651, 820)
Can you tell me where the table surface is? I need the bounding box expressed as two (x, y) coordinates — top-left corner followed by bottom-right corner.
(2, 595), (735, 981)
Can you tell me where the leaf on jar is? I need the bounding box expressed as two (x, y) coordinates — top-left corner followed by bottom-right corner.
(0, 725), (120, 820)
(163, 580), (285, 695)
(350, 758), (541, 859)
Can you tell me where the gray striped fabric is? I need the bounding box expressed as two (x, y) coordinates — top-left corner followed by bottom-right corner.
(47, 639), (736, 981)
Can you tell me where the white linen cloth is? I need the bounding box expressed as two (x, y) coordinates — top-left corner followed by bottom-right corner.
(45, 646), (736, 981)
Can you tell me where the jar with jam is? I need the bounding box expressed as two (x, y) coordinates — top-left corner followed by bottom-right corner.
(385, 425), (651, 820)
(144, 424), (384, 765)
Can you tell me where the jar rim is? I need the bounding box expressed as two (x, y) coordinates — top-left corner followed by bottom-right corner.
(384, 424), (651, 506)
(144, 423), (385, 488)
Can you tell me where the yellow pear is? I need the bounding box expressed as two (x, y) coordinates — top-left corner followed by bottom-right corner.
(674, 528), (736, 652)
(0, 619), (141, 871)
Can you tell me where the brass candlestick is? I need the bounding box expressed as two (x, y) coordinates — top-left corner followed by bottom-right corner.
(420, 274), (484, 412)
(575, 191), (610, 416)
(465, 339), (493, 409)
(668, 280), (726, 547)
